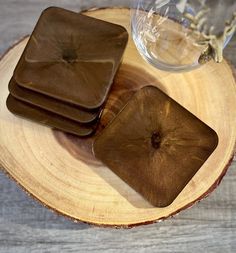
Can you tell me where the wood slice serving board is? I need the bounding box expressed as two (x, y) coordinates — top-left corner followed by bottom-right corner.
(0, 8), (236, 228)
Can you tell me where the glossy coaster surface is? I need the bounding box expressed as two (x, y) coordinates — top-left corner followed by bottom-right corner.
(14, 7), (128, 109)
(9, 78), (100, 124)
(94, 86), (218, 207)
(6, 95), (96, 137)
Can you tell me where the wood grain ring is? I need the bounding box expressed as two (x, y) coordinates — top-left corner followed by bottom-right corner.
(0, 8), (236, 228)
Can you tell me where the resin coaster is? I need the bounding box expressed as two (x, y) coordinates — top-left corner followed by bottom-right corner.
(93, 86), (218, 207)
(14, 7), (128, 109)
(9, 78), (100, 124)
(6, 95), (96, 137)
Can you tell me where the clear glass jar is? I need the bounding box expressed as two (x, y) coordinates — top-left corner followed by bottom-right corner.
(131, 0), (236, 72)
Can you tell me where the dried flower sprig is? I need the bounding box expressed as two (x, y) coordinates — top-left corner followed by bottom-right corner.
(184, 8), (236, 64)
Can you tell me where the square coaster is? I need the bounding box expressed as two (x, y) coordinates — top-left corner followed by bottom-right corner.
(9, 78), (100, 124)
(14, 7), (128, 109)
(93, 86), (218, 207)
(7, 95), (97, 137)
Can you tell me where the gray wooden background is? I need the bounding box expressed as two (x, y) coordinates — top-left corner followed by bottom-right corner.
(0, 1), (236, 252)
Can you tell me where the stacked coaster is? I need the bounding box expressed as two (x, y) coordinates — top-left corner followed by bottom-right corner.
(7, 7), (128, 136)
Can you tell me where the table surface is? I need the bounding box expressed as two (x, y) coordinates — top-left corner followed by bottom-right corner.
(0, 1), (236, 252)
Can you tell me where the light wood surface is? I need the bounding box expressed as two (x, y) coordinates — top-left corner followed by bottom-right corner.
(1, 1), (236, 252)
(0, 8), (236, 228)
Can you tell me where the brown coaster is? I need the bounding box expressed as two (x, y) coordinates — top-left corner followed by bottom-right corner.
(6, 95), (97, 137)
(9, 78), (100, 124)
(14, 7), (128, 109)
(93, 86), (218, 207)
